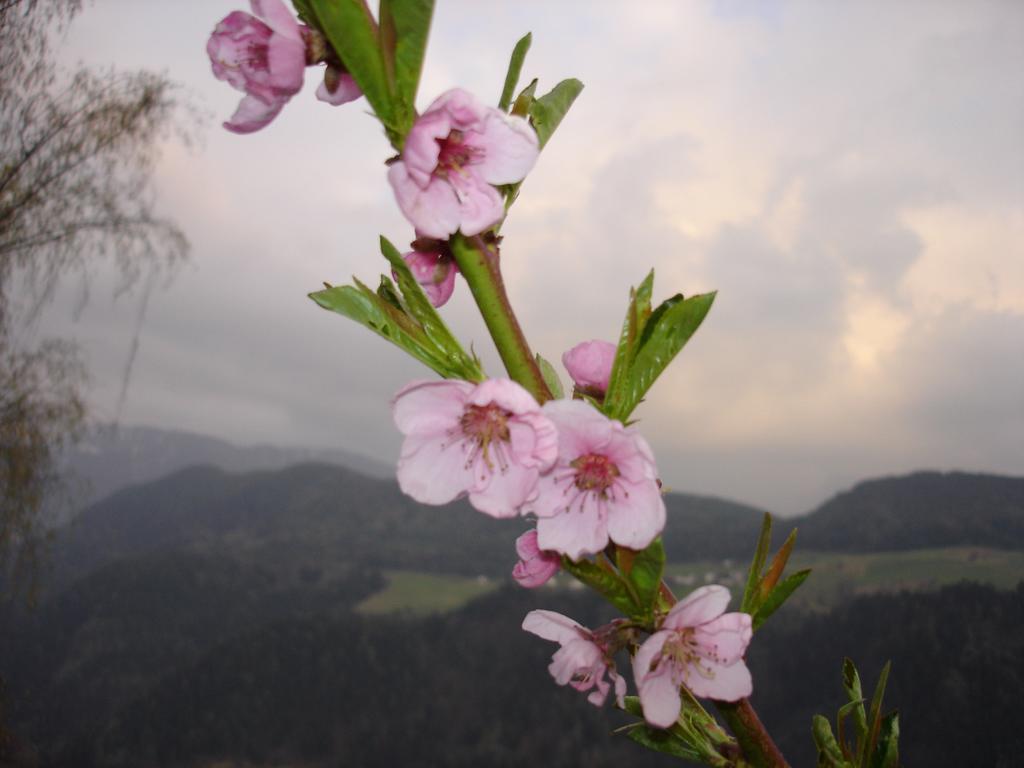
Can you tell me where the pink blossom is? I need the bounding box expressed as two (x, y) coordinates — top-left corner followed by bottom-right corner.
(207, 0), (306, 133)
(392, 378), (558, 518)
(531, 399), (666, 560)
(387, 88), (539, 239)
(633, 585), (753, 728)
(562, 340), (617, 396)
(316, 65), (362, 106)
(522, 610), (627, 707)
(398, 250), (457, 308)
(512, 530), (560, 588)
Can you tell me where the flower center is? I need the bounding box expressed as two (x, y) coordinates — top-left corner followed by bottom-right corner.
(436, 130), (479, 175)
(570, 453), (620, 495)
(661, 629), (717, 681)
(460, 403), (512, 468)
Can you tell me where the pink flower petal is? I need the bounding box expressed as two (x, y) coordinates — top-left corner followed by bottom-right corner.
(639, 668), (682, 728)
(450, 171), (506, 237)
(387, 163), (462, 239)
(535, 492), (609, 560)
(549, 637), (602, 686)
(224, 93), (286, 134)
(251, 0), (300, 39)
(392, 379), (471, 436)
(522, 609), (582, 644)
(633, 629), (671, 682)
(562, 340), (616, 394)
(468, 109), (539, 184)
(267, 33), (304, 93)
(401, 109), (452, 187)
(693, 612), (753, 666)
(316, 72), (362, 106)
(664, 584), (732, 630)
(684, 659), (752, 702)
(469, 462), (538, 518)
(542, 399), (616, 459)
(605, 474), (666, 551)
(396, 432), (471, 505)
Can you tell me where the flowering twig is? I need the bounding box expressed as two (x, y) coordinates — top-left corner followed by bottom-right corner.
(715, 698), (790, 768)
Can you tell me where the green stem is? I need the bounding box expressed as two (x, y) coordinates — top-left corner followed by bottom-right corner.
(450, 234), (553, 403)
(715, 699), (790, 768)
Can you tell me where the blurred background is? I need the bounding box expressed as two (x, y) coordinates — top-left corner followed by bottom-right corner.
(1, 1), (1021, 766)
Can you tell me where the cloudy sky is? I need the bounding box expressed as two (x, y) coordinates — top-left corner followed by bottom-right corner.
(36, 0), (1024, 515)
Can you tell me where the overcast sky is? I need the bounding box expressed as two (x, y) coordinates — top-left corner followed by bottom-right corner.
(34, 0), (1024, 515)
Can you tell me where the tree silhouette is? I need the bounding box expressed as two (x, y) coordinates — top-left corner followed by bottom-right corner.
(0, 0), (190, 600)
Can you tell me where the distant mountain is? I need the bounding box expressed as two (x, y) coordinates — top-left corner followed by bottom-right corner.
(45, 462), (769, 593)
(58, 423), (392, 517)
(44, 464), (1024, 597)
(796, 471), (1024, 552)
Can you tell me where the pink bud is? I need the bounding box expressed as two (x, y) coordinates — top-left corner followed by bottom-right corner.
(207, 0), (307, 133)
(511, 530), (560, 588)
(562, 340), (616, 396)
(398, 251), (457, 308)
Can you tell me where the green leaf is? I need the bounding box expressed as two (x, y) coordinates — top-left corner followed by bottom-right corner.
(376, 274), (404, 311)
(603, 271), (654, 419)
(812, 715), (849, 767)
(836, 700), (864, 761)
(624, 725), (705, 762)
(622, 538), (665, 621)
(560, 557), (637, 616)
(510, 77), (537, 117)
(868, 712), (899, 768)
(759, 527), (798, 599)
(863, 661), (892, 765)
(310, 283), (443, 373)
(499, 33), (532, 111)
(610, 291), (715, 421)
(752, 568), (811, 630)
(291, 0), (318, 27)
(529, 78), (584, 149)
(741, 513), (773, 614)
(842, 657), (869, 743)
(535, 353), (564, 399)
(379, 0), (434, 135)
(378, 236), (484, 381)
(310, 0), (395, 131)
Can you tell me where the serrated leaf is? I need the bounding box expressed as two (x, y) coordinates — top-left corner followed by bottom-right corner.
(625, 725), (705, 762)
(499, 33), (531, 111)
(603, 271), (654, 419)
(759, 527), (798, 600)
(813, 715), (848, 767)
(560, 557), (637, 616)
(529, 78), (584, 149)
(511, 78), (537, 117)
(836, 700), (863, 761)
(753, 568), (810, 630)
(863, 661), (892, 765)
(379, 0), (433, 135)
(622, 538), (665, 621)
(741, 513), (773, 614)
(378, 236), (484, 381)
(842, 658), (869, 743)
(868, 712), (899, 768)
(291, 0), (318, 27)
(310, 283), (441, 373)
(535, 353), (564, 399)
(311, 0), (395, 131)
(377, 274), (404, 312)
(610, 291), (714, 421)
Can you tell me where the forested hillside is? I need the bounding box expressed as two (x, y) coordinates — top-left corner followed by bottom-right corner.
(2, 583), (1022, 767)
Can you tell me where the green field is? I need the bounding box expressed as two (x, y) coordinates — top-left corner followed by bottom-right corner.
(356, 548), (1024, 616)
(665, 546), (1024, 610)
(356, 570), (500, 616)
